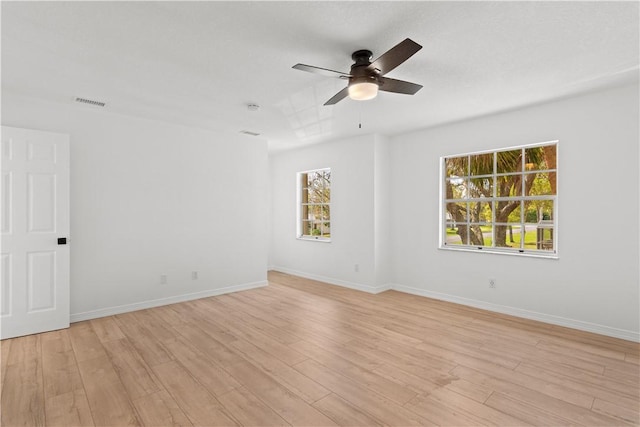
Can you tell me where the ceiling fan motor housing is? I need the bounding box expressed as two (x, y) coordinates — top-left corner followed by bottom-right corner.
(348, 50), (380, 100)
(349, 49), (380, 88)
(351, 49), (373, 65)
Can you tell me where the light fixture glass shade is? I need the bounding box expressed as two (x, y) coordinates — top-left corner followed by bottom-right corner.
(348, 82), (378, 101)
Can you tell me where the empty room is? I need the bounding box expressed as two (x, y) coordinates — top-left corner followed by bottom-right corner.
(1, 1), (639, 426)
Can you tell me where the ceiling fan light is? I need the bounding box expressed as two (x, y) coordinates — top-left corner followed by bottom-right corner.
(348, 82), (378, 101)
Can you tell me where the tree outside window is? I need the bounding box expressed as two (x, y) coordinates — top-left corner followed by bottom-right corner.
(443, 142), (557, 255)
(298, 168), (331, 241)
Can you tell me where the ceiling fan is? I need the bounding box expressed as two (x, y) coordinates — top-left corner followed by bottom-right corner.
(293, 38), (423, 106)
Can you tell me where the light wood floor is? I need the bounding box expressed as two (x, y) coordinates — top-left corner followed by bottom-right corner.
(1, 271), (639, 426)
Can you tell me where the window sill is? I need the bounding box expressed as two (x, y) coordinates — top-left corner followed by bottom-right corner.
(297, 236), (332, 243)
(439, 245), (558, 259)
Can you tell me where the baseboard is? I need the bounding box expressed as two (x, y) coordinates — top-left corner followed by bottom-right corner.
(393, 283), (640, 343)
(70, 280), (268, 323)
(270, 266), (391, 294)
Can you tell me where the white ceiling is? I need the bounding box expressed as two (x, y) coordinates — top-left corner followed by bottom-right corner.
(2, 1), (638, 151)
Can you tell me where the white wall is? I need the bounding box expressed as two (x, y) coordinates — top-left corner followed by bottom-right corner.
(374, 135), (391, 287)
(390, 83), (639, 340)
(2, 93), (268, 320)
(269, 134), (391, 292)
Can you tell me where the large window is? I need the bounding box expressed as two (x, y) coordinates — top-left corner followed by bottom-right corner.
(441, 141), (557, 257)
(297, 168), (331, 241)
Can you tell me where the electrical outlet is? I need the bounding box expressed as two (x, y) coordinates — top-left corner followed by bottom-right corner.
(160, 275), (168, 285)
(489, 278), (496, 288)
(192, 271), (198, 280)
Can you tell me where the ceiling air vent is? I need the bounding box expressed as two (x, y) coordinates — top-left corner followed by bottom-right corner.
(74, 97), (106, 107)
(240, 130), (260, 137)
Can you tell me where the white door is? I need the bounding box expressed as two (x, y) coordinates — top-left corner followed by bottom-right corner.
(1, 126), (70, 339)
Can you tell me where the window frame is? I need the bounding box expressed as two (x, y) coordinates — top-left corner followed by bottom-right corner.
(297, 167), (331, 242)
(439, 141), (558, 258)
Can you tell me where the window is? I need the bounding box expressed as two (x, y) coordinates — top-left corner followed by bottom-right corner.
(441, 141), (557, 257)
(297, 168), (331, 241)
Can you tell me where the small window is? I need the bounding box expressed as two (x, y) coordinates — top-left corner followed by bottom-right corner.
(441, 141), (557, 257)
(297, 168), (331, 241)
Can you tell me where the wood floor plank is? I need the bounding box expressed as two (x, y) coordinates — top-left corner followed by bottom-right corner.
(408, 386), (529, 426)
(445, 377), (494, 404)
(542, 335), (627, 361)
(68, 322), (108, 363)
(343, 337), (457, 380)
(537, 340), (638, 377)
(313, 393), (383, 426)
(336, 312), (425, 348)
(0, 335), (45, 427)
(41, 330), (85, 398)
(415, 339), (522, 372)
(217, 386), (290, 427)
(1, 271), (638, 427)
(452, 365), (627, 426)
(75, 356), (140, 426)
(373, 360), (492, 405)
(602, 364), (640, 387)
(131, 309), (180, 342)
(453, 355), (595, 409)
(371, 362), (443, 395)
(101, 338), (162, 400)
(603, 362), (640, 384)
(293, 358), (433, 426)
(274, 317), (355, 346)
(466, 317), (544, 347)
(230, 339), (330, 404)
(255, 285), (336, 316)
(152, 304), (191, 327)
(200, 304), (309, 365)
(162, 336), (241, 396)
(485, 391), (575, 426)
(526, 322), (639, 357)
(41, 330), (94, 426)
(296, 335), (383, 371)
(592, 397), (640, 425)
(224, 359), (339, 426)
(173, 323), (239, 367)
(0, 338), (11, 392)
(516, 361), (639, 409)
(5, 334), (39, 366)
(177, 300), (240, 345)
(45, 389), (95, 427)
(625, 353), (639, 364)
(481, 335), (608, 375)
(522, 358), (638, 397)
(216, 293), (291, 329)
(89, 317), (126, 343)
(114, 314), (174, 367)
(405, 393), (487, 426)
(338, 329), (454, 374)
(152, 360), (238, 426)
(290, 339), (417, 405)
(131, 389), (193, 427)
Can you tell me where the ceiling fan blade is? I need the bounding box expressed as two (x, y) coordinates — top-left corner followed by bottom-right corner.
(293, 64), (351, 79)
(324, 87), (350, 105)
(368, 38), (422, 76)
(378, 77), (423, 95)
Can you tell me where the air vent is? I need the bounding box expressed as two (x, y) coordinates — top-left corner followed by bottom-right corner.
(240, 130), (260, 137)
(74, 97), (106, 107)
